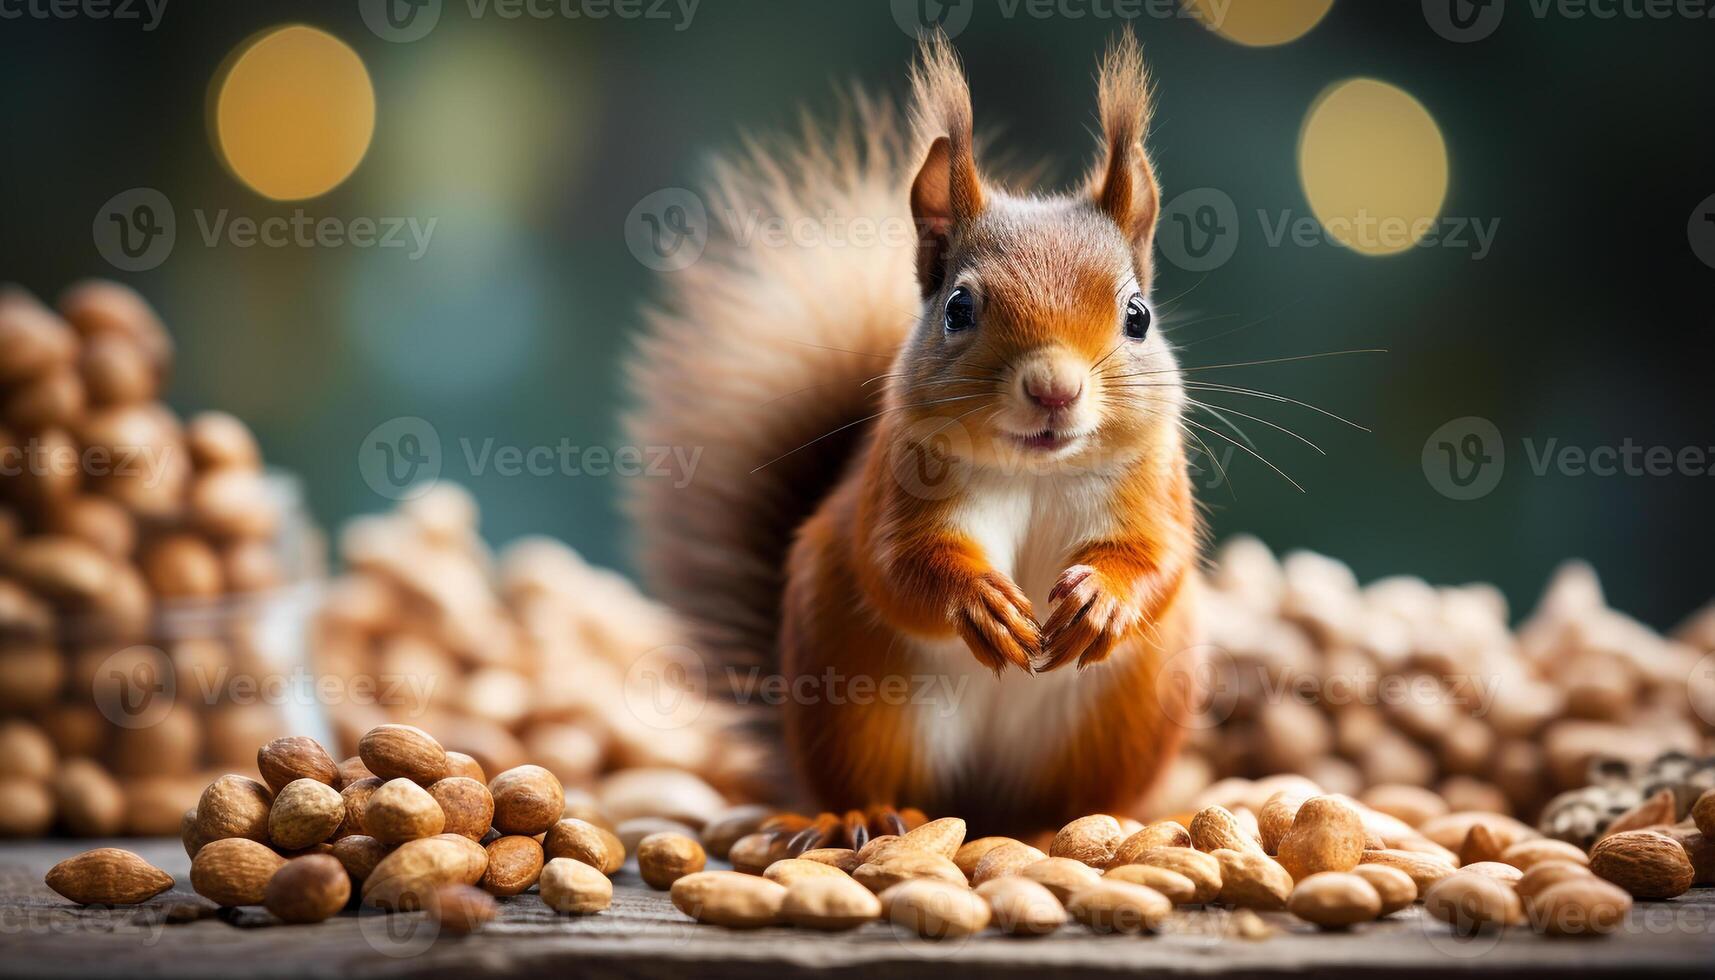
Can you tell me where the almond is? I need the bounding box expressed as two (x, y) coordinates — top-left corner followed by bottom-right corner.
(727, 831), (779, 875)
(1066, 881), (1172, 934)
(1257, 794), (1307, 854)
(1423, 872), (1522, 931)
(969, 840), (1047, 886)
(335, 756), (374, 789)
(1213, 848), (1293, 910)
(1360, 784), (1449, 828)
(489, 765), (563, 836)
(1589, 830), (1694, 899)
(780, 875), (882, 930)
(1532, 878), (1632, 937)
(1418, 811), (1537, 853)
(264, 854), (350, 924)
(545, 818), (617, 874)
(432, 833), (491, 885)
(954, 836), (1018, 878)
(856, 834), (911, 864)
(1693, 789), (1715, 838)
(671, 869), (783, 927)
(1051, 814), (1125, 868)
(443, 751), (487, 784)
(428, 883), (497, 934)
(362, 836), (470, 911)
(1460, 861), (1524, 884)
(1665, 828), (1714, 884)
(1501, 837), (1588, 871)
(193, 774), (272, 845)
(699, 804), (772, 860)
(541, 857), (613, 914)
(1458, 823), (1508, 866)
(902, 816), (966, 859)
(1351, 863), (1417, 915)
(637, 832), (707, 889)
(427, 777), (493, 841)
(338, 777), (382, 837)
(1359, 848), (1456, 892)
(1288, 871), (1382, 928)
(256, 736), (338, 796)
(853, 850), (966, 893)
(45, 848), (173, 905)
(1108, 821), (1192, 868)
(363, 778), (446, 844)
(480, 835), (544, 896)
(763, 857), (848, 886)
(1602, 788), (1677, 839)
(358, 724), (447, 785)
(879, 879), (990, 939)
(330, 835), (388, 887)
(1136, 846), (1223, 904)
(1277, 796), (1365, 880)
(1020, 857), (1100, 902)
(268, 779), (345, 850)
(1104, 864), (1197, 904)
(191, 837), (286, 907)
(1516, 859), (1595, 909)
(976, 876), (1066, 935)
(799, 848), (861, 874)
(1190, 806), (1263, 855)
(53, 759), (125, 837)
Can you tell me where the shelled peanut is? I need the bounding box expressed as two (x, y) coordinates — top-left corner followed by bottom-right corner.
(45, 723), (739, 929)
(1166, 538), (1714, 827)
(312, 485), (755, 798)
(1, 281), (316, 839)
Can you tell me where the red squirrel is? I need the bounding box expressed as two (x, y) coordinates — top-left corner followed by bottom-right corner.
(627, 32), (1200, 838)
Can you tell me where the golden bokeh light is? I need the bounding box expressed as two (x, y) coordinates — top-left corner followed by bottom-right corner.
(1297, 78), (1449, 257)
(1185, 0), (1336, 47)
(213, 25), (375, 200)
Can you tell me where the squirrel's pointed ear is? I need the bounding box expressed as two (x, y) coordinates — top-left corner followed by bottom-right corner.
(910, 135), (982, 295)
(1090, 31), (1160, 258)
(910, 34), (983, 296)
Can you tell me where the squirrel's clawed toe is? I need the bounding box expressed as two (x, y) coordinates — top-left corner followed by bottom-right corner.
(1040, 564), (1131, 671)
(955, 570), (1040, 674)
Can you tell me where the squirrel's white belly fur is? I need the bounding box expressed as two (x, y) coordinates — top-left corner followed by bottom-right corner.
(907, 470), (1126, 791)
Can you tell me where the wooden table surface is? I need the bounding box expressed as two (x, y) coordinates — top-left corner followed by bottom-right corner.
(1, 838), (1711, 980)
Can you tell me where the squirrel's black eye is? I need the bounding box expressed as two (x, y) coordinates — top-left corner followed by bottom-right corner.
(1124, 294), (1152, 341)
(943, 286), (976, 334)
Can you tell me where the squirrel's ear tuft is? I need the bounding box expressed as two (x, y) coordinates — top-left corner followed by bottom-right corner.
(910, 32), (983, 297)
(1090, 29), (1160, 257)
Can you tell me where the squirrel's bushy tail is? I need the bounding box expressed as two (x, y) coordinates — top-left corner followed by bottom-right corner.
(623, 93), (925, 699)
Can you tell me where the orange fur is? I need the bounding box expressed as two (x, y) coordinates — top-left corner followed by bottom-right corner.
(627, 31), (1200, 835)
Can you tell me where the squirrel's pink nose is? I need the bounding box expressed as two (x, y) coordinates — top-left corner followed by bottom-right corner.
(1025, 375), (1083, 410)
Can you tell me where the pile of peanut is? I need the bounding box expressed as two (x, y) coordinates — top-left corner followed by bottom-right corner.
(1, 281), (307, 838)
(44, 724), (1714, 941)
(312, 485), (750, 794)
(45, 722), (733, 929)
(1173, 538), (1715, 822)
(678, 779), (1715, 938)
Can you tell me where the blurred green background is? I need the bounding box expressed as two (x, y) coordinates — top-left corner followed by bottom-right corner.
(2, 0), (1711, 628)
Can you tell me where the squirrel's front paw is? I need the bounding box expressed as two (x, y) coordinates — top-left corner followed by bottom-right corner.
(953, 571), (1039, 675)
(1040, 565), (1136, 671)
